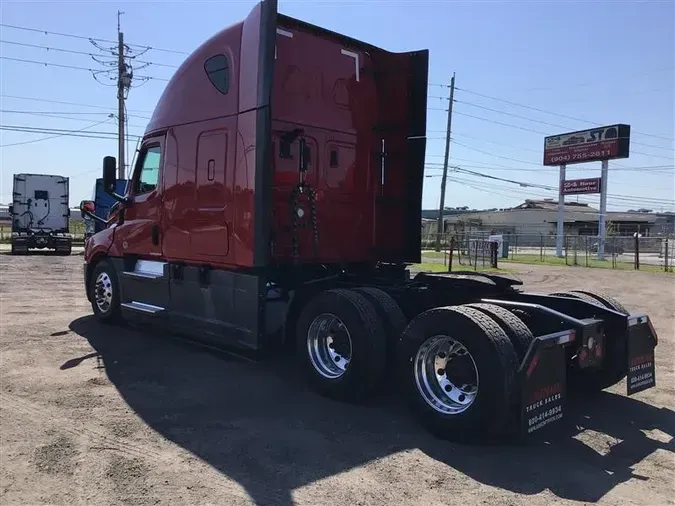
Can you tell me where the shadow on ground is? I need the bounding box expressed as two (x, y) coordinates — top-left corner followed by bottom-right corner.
(68, 316), (674, 506)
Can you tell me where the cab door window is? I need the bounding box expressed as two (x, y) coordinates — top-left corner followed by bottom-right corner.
(135, 146), (162, 194)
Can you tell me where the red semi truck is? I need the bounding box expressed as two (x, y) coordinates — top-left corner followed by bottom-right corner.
(81, 0), (658, 441)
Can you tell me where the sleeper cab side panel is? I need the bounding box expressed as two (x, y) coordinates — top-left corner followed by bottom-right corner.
(161, 120), (237, 266)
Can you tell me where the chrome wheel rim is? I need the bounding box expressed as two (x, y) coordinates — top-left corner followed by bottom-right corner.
(307, 313), (352, 379)
(414, 335), (479, 415)
(94, 272), (113, 313)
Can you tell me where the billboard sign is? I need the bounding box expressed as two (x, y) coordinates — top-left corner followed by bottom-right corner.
(543, 124), (630, 166)
(562, 177), (601, 195)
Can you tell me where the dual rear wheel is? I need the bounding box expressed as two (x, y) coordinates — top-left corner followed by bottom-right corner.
(296, 288), (531, 441)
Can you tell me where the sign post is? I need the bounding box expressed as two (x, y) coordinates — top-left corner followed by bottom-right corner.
(598, 160), (609, 260)
(543, 124), (630, 261)
(556, 164), (566, 257)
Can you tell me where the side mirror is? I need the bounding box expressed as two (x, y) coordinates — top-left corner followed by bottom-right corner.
(80, 200), (95, 219)
(102, 155), (128, 205)
(8, 205), (13, 215)
(103, 156), (117, 194)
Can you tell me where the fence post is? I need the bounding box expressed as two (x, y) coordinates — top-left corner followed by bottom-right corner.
(490, 240), (498, 269)
(665, 236), (669, 273)
(573, 236), (578, 266)
(540, 234), (544, 261)
(448, 236), (455, 273)
(634, 234), (640, 270)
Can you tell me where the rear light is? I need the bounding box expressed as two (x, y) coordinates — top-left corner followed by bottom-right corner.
(647, 318), (658, 346)
(557, 330), (575, 345)
(526, 351), (540, 378)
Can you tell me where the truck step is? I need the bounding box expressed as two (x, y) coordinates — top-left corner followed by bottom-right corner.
(121, 301), (165, 314)
(122, 259), (166, 280)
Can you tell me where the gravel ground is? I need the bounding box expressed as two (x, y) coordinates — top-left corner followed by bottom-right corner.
(1, 254), (673, 506)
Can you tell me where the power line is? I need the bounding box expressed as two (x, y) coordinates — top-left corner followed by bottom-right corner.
(0, 55), (169, 81)
(452, 132), (542, 154)
(437, 170), (675, 207)
(0, 123), (142, 138)
(451, 139), (540, 166)
(0, 39), (179, 69)
(452, 108), (673, 160)
(0, 94), (153, 114)
(455, 99), (675, 153)
(425, 159), (675, 176)
(0, 108), (151, 122)
(0, 109), (148, 129)
(0, 118), (115, 147)
(0, 22), (189, 56)
(523, 66), (675, 93)
(453, 111), (548, 135)
(1, 109), (107, 115)
(455, 87), (675, 142)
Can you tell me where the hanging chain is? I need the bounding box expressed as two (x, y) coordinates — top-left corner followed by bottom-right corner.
(289, 181), (319, 261)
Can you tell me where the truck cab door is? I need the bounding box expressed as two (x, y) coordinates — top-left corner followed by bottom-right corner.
(115, 137), (164, 257)
(113, 135), (170, 312)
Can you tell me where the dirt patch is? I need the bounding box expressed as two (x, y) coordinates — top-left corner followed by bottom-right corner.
(32, 435), (77, 476)
(87, 377), (108, 387)
(105, 455), (154, 505)
(0, 254), (673, 506)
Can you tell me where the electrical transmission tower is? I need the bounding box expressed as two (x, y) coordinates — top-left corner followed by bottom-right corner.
(88, 11), (151, 178)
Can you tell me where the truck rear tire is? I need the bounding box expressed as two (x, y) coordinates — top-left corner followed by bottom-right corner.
(569, 290), (629, 315)
(89, 259), (121, 323)
(10, 241), (26, 255)
(465, 303), (533, 362)
(56, 244), (72, 256)
(353, 286), (407, 364)
(296, 288), (387, 402)
(550, 290), (629, 392)
(398, 305), (519, 441)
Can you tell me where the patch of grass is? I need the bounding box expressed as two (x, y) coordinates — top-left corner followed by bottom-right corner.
(501, 254), (673, 274)
(411, 262), (517, 274)
(419, 250), (447, 260)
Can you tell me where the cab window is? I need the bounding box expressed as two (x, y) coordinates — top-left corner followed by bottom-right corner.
(135, 146), (161, 194)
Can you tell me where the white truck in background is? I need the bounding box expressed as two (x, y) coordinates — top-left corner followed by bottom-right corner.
(10, 173), (72, 255)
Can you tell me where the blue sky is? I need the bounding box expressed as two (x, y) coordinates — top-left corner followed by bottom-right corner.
(1, 0), (673, 212)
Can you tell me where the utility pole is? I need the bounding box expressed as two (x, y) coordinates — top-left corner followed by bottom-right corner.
(117, 11), (126, 179)
(435, 73), (456, 251)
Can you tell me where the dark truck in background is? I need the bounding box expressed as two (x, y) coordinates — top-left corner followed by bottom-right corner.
(10, 173), (72, 255)
(80, 0), (658, 441)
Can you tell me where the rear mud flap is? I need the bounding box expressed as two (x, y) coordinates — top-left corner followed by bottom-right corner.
(520, 330), (571, 435)
(627, 315), (657, 396)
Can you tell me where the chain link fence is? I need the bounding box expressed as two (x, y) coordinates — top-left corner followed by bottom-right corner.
(423, 232), (674, 273)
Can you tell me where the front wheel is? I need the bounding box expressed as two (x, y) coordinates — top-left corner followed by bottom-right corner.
(296, 288), (387, 402)
(89, 260), (121, 323)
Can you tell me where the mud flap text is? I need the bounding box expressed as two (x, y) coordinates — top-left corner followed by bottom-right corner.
(521, 342), (566, 435)
(627, 317), (656, 396)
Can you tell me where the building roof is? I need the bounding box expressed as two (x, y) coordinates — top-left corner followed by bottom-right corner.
(514, 199), (598, 213)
